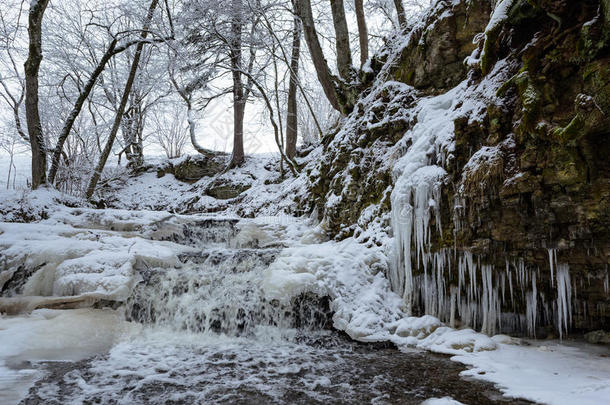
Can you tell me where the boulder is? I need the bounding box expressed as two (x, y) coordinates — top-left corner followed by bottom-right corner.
(171, 155), (224, 183)
(584, 330), (610, 344)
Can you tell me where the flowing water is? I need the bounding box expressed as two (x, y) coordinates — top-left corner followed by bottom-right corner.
(16, 218), (530, 404)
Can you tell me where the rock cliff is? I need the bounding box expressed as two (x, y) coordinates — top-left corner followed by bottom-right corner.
(303, 0), (610, 335)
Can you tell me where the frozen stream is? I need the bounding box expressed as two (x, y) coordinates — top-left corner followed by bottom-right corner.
(16, 328), (529, 405)
(1, 210), (608, 404)
(0, 214), (531, 404)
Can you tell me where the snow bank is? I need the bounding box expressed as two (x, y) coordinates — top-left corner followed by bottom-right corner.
(261, 223), (497, 354)
(96, 153), (309, 218)
(453, 338), (610, 405)
(0, 221), (186, 302)
(421, 397), (464, 405)
(0, 206), (198, 313)
(0, 187), (84, 222)
(0, 308), (137, 361)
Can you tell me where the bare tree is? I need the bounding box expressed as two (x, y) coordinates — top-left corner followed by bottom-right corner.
(296, 0), (341, 112)
(48, 34), (170, 184)
(227, 0), (246, 168)
(0, 3), (28, 145)
(354, 0), (369, 67)
(329, 0), (353, 81)
(168, 62), (217, 156)
(24, 0), (51, 189)
(184, 0), (263, 169)
(154, 103), (189, 158)
(285, 0), (301, 159)
(0, 133), (21, 189)
(393, 0), (407, 27)
(166, 0), (221, 158)
(256, 0), (323, 162)
(86, 0), (160, 199)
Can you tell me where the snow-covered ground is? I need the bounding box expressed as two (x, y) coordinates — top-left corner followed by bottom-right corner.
(0, 308), (139, 404)
(454, 337), (610, 405)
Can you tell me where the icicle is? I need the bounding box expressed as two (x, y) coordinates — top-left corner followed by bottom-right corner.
(449, 285), (457, 328)
(390, 168), (445, 313)
(480, 265), (497, 335)
(507, 260), (514, 309)
(556, 264), (572, 339)
(526, 272), (537, 337)
(548, 248), (556, 288)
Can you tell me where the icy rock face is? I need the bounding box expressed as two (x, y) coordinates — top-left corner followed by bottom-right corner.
(303, 0), (493, 238)
(389, 0), (492, 91)
(302, 0), (610, 336)
(388, 0), (610, 335)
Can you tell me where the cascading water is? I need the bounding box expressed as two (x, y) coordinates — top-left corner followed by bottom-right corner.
(127, 243), (332, 337)
(16, 217), (519, 404)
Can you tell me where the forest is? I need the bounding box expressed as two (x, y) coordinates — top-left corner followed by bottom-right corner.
(1, 0), (429, 194)
(0, 0), (609, 404)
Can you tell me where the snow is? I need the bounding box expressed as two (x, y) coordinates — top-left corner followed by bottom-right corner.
(261, 222), (500, 353)
(0, 308), (138, 404)
(0, 201), (200, 314)
(0, 185), (608, 404)
(0, 4), (607, 402)
(454, 339), (610, 405)
(422, 397), (464, 405)
(0, 187), (84, 222)
(101, 171), (194, 211)
(485, 0), (515, 35)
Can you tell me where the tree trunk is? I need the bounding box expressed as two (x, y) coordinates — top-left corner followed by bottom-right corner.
(230, 97), (246, 168)
(186, 104), (211, 156)
(0, 79), (28, 142)
(286, 7), (301, 160)
(354, 0), (369, 67)
(393, 0), (407, 27)
(237, 69), (298, 176)
(24, 0), (51, 189)
(122, 94), (145, 169)
(85, 0), (160, 199)
(329, 0), (352, 81)
(227, 0), (245, 169)
(296, 0), (341, 112)
(168, 74), (213, 157)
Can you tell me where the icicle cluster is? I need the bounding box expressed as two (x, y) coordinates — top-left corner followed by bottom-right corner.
(387, 72), (586, 337)
(394, 248), (579, 337)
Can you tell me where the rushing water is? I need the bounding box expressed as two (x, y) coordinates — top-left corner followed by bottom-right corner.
(15, 218), (529, 404)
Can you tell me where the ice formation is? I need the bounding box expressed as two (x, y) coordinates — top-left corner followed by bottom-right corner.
(556, 264), (572, 339)
(387, 62), (579, 337)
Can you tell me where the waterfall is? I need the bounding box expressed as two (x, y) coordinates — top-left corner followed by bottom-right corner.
(126, 219), (333, 338)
